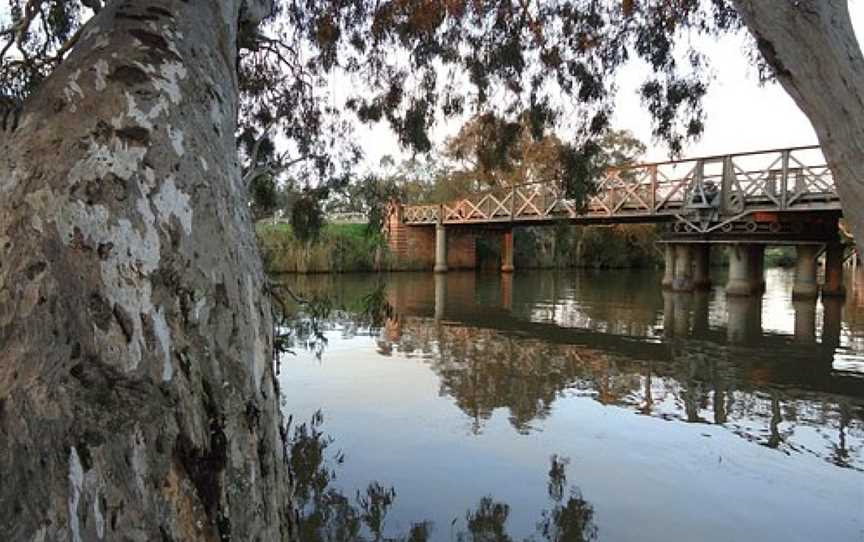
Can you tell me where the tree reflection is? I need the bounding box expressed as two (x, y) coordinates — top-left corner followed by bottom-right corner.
(287, 414), (598, 541)
(536, 455), (598, 542)
(278, 277), (864, 471)
(287, 412), (422, 542)
(458, 497), (514, 542)
(270, 278), (394, 363)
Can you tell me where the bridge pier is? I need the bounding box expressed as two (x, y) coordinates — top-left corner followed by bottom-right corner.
(792, 244), (819, 299)
(726, 244), (758, 296)
(501, 229), (514, 273)
(672, 292), (692, 336)
(726, 295), (763, 344)
(793, 297), (817, 344)
(662, 244), (675, 289)
(500, 273), (513, 310)
(662, 291), (693, 337)
(692, 290), (710, 336)
(692, 244), (711, 290)
(434, 223), (448, 273)
(673, 244), (694, 292)
(662, 291), (674, 338)
(823, 242), (846, 298)
(749, 245), (765, 293)
(822, 296), (843, 349)
(434, 273), (446, 319)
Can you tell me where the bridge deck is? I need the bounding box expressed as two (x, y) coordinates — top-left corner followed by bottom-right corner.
(400, 145), (842, 232)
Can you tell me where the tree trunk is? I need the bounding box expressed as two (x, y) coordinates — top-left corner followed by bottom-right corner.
(733, 0), (864, 256)
(0, 1), (293, 541)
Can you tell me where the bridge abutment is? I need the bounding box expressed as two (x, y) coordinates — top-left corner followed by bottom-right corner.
(792, 244), (819, 299)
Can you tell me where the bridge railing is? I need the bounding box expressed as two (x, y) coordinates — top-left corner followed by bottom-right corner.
(401, 145), (838, 225)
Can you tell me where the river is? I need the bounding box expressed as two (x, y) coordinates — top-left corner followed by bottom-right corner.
(275, 267), (864, 541)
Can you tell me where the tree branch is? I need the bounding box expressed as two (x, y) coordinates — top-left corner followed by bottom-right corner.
(243, 153), (323, 185)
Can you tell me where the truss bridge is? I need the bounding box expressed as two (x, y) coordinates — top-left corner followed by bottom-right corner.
(385, 145), (849, 300)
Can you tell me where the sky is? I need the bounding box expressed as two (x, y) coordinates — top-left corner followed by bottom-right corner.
(354, 1), (864, 167)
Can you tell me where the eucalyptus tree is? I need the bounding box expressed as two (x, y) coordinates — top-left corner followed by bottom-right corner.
(1, 1), (862, 540)
(0, 2), (296, 541)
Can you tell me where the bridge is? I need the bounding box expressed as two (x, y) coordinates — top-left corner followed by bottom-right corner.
(386, 145), (848, 301)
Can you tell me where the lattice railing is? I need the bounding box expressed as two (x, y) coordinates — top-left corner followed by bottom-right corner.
(401, 146), (840, 226)
(402, 204), (439, 224)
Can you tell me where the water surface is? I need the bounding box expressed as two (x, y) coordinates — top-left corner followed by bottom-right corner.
(277, 268), (864, 541)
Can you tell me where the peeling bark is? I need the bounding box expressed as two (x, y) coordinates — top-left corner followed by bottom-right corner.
(733, 0), (864, 254)
(0, 1), (292, 540)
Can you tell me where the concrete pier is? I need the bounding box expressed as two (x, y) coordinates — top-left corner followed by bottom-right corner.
(822, 296), (843, 349)
(692, 244), (711, 290)
(662, 244), (675, 289)
(434, 223), (448, 273)
(434, 273), (446, 319)
(691, 290), (710, 336)
(500, 272), (513, 310)
(792, 244), (819, 299)
(662, 291), (675, 338)
(501, 229), (514, 273)
(823, 243), (846, 297)
(672, 292), (692, 336)
(726, 295), (763, 344)
(793, 298), (817, 344)
(726, 245), (756, 296)
(662, 291), (693, 337)
(673, 244), (694, 292)
(749, 245), (765, 293)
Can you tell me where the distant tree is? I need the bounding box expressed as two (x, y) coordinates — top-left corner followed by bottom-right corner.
(442, 116), (646, 203)
(599, 129), (648, 168)
(249, 173), (290, 220)
(443, 113), (575, 189)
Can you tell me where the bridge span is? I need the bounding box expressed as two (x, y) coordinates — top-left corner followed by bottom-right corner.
(385, 145), (849, 300)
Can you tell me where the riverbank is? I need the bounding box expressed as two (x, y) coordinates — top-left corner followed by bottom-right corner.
(259, 221), (800, 275)
(258, 222), (669, 274)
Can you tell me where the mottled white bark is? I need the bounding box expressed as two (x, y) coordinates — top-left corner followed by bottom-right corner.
(733, 0), (864, 255)
(0, 1), (293, 541)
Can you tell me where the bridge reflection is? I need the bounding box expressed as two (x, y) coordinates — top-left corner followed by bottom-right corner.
(373, 272), (864, 469)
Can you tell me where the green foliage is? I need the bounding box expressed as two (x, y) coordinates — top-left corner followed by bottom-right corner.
(258, 222), (387, 273)
(1, 0), (83, 99)
(5, 1), (756, 218)
(291, 192), (326, 243)
(336, 174), (405, 237)
(249, 173), (285, 220)
(512, 224), (661, 269)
